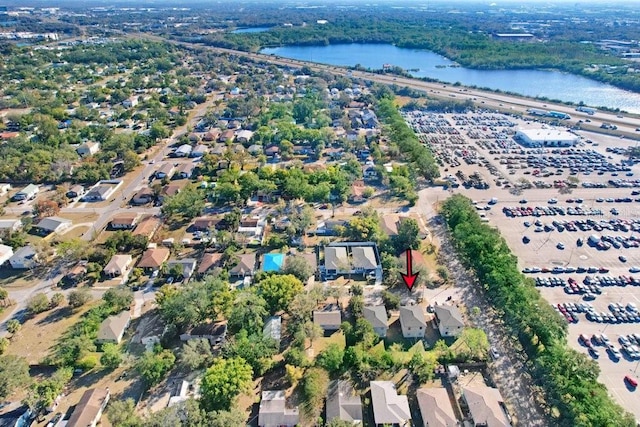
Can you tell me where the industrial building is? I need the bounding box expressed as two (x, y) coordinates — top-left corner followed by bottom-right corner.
(515, 128), (579, 147)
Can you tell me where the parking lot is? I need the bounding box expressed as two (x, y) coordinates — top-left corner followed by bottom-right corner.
(409, 110), (640, 420)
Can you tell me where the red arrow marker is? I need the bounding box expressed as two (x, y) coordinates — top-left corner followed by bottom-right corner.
(400, 249), (419, 291)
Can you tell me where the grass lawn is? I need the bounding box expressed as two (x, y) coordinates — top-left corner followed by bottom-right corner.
(0, 268), (43, 290)
(6, 301), (99, 364)
(307, 330), (346, 360)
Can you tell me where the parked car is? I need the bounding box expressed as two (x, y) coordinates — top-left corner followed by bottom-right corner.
(489, 347), (500, 360)
(625, 375), (638, 388)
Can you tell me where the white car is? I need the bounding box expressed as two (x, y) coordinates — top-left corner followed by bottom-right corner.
(489, 347), (500, 360)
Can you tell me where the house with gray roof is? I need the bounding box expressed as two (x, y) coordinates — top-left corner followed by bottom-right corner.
(9, 246), (38, 269)
(434, 304), (465, 337)
(167, 258), (197, 280)
(363, 305), (388, 337)
(35, 216), (72, 235)
(97, 311), (131, 344)
(229, 253), (256, 277)
(313, 305), (342, 332)
(417, 388), (458, 427)
(399, 305), (427, 339)
(370, 381), (411, 426)
(320, 242), (382, 284)
(258, 390), (299, 427)
(326, 380), (363, 425)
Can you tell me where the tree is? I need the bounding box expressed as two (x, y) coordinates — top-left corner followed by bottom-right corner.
(393, 218), (421, 252)
(0, 355), (30, 400)
(283, 256), (314, 282)
(456, 328), (490, 361)
(0, 337), (8, 355)
(0, 288), (9, 307)
(300, 321), (323, 349)
(256, 274), (304, 314)
(6, 319), (21, 334)
(51, 292), (65, 308)
(200, 357), (253, 412)
(161, 184), (205, 221)
(100, 343), (123, 369)
(23, 367), (72, 413)
(136, 349), (176, 387)
(436, 265), (449, 283)
(227, 291), (268, 335)
(102, 288), (134, 312)
(301, 367), (329, 422)
(285, 364), (304, 387)
(316, 343), (345, 374)
(410, 350), (438, 384)
(55, 239), (88, 263)
(27, 293), (50, 315)
(381, 290), (400, 311)
(33, 199), (60, 219)
(223, 330), (277, 376)
(180, 338), (212, 370)
(68, 288), (92, 309)
(142, 399), (246, 427)
(106, 398), (141, 427)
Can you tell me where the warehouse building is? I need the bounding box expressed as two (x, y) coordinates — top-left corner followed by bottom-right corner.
(515, 128), (579, 147)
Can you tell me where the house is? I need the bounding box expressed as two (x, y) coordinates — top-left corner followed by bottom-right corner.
(167, 258), (197, 279)
(326, 380), (363, 425)
(191, 216), (220, 232)
(155, 163), (175, 179)
(363, 164), (378, 180)
(399, 305), (427, 339)
(131, 187), (155, 205)
(0, 131), (19, 140)
(248, 144), (263, 155)
(197, 252), (223, 276)
(109, 213), (139, 230)
(180, 321), (227, 345)
(237, 218), (265, 245)
(83, 184), (115, 202)
(62, 263), (87, 286)
(236, 129), (254, 143)
(175, 162), (195, 179)
(381, 215), (400, 236)
(462, 386), (511, 427)
(122, 96), (138, 108)
(0, 218), (22, 233)
(190, 144), (208, 157)
(264, 145), (280, 158)
(258, 390), (300, 427)
(313, 305), (342, 332)
(76, 141), (100, 157)
(103, 254), (133, 278)
(203, 129), (220, 142)
(132, 216), (162, 239)
(263, 316), (282, 348)
(66, 388), (110, 427)
(315, 219), (348, 236)
(370, 381), (411, 426)
(35, 216), (72, 235)
(352, 245), (378, 273)
(262, 253), (285, 272)
(174, 144), (193, 157)
(12, 183), (39, 201)
(137, 247), (170, 271)
(159, 183), (181, 202)
(9, 246), (38, 269)
(417, 388), (458, 427)
(66, 185), (85, 199)
(349, 180), (367, 203)
(363, 305), (388, 337)
(229, 253), (257, 277)
(96, 311), (132, 344)
(219, 129), (235, 143)
(0, 244), (13, 266)
(434, 305), (465, 337)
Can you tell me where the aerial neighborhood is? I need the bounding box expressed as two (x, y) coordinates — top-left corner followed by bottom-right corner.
(1, 2), (640, 427)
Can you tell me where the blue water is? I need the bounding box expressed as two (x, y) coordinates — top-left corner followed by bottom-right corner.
(261, 43), (640, 114)
(232, 27), (271, 34)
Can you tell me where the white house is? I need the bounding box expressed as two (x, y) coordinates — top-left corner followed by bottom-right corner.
(363, 305), (388, 337)
(0, 244), (14, 266)
(76, 141), (100, 157)
(122, 96), (138, 108)
(35, 216), (72, 235)
(0, 218), (22, 233)
(370, 381), (411, 426)
(12, 184), (39, 201)
(103, 254), (133, 283)
(434, 304), (465, 337)
(0, 183), (11, 196)
(399, 305), (427, 339)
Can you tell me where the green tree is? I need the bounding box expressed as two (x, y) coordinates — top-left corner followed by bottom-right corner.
(316, 343), (345, 374)
(393, 218), (421, 252)
(68, 288), (92, 309)
(283, 256), (314, 282)
(102, 287), (134, 312)
(227, 291), (268, 335)
(200, 357), (253, 412)
(136, 349), (176, 387)
(0, 355), (30, 399)
(0, 337), (8, 355)
(27, 293), (50, 315)
(100, 343), (123, 369)
(51, 292), (65, 308)
(106, 398), (141, 427)
(456, 328), (490, 361)
(410, 350), (437, 384)
(301, 367), (329, 422)
(23, 367), (72, 413)
(161, 184), (205, 221)
(180, 338), (212, 371)
(223, 330), (277, 376)
(6, 319), (21, 335)
(256, 274), (304, 314)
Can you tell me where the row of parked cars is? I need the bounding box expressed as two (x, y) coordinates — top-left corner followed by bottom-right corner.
(504, 205), (604, 217)
(523, 266), (609, 274)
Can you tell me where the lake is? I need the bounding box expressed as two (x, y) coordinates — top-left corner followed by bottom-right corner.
(261, 43), (640, 114)
(232, 27), (271, 34)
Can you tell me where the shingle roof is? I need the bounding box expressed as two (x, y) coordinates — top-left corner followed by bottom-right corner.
(463, 386), (511, 427)
(417, 388), (458, 427)
(258, 390), (299, 427)
(66, 388), (110, 427)
(137, 247), (170, 269)
(324, 246), (348, 270)
(97, 311), (131, 342)
(434, 305), (465, 329)
(399, 305), (427, 329)
(326, 380), (363, 424)
(370, 381), (411, 425)
(363, 305), (388, 330)
(351, 246), (377, 269)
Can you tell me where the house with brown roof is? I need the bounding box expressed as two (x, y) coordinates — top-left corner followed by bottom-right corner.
(180, 321), (227, 346)
(132, 216), (162, 239)
(155, 163), (175, 179)
(97, 311), (131, 344)
(66, 388), (110, 427)
(110, 213), (139, 230)
(349, 180), (367, 203)
(131, 187), (155, 205)
(219, 129), (235, 143)
(229, 253), (257, 277)
(174, 162), (195, 179)
(191, 216), (220, 232)
(417, 388), (458, 427)
(462, 385), (511, 427)
(137, 247), (170, 271)
(159, 183), (182, 202)
(198, 252), (223, 276)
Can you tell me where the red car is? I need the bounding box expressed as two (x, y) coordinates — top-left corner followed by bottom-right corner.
(625, 375), (638, 388)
